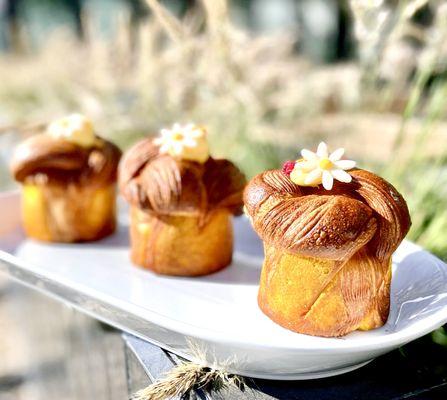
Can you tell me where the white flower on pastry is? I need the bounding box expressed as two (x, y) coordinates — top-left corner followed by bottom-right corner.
(290, 142), (356, 190)
(47, 114), (96, 148)
(154, 123), (209, 163)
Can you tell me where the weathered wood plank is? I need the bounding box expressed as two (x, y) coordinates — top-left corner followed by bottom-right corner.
(0, 275), (127, 400)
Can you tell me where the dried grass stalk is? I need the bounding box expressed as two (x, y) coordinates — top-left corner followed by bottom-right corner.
(0, 122), (46, 136)
(144, 0), (185, 43)
(132, 361), (244, 400)
(200, 0), (229, 29)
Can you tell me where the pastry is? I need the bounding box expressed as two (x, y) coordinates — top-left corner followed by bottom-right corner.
(119, 123), (246, 276)
(244, 142), (411, 337)
(11, 114), (121, 242)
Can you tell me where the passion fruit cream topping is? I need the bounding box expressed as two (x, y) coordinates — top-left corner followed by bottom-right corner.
(47, 114), (96, 148)
(153, 123), (210, 163)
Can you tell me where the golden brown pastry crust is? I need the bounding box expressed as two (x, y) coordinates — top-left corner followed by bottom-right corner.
(10, 132), (121, 242)
(244, 168), (411, 337)
(11, 133), (121, 189)
(119, 137), (246, 276)
(119, 138), (246, 217)
(129, 207), (233, 276)
(21, 182), (116, 242)
(244, 169), (410, 261)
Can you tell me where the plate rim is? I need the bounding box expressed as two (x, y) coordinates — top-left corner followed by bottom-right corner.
(2, 240), (447, 354)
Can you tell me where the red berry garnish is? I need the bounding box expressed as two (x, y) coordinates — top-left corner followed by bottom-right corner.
(282, 160), (296, 176)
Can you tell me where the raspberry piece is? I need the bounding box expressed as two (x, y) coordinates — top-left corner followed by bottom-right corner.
(282, 160), (296, 176)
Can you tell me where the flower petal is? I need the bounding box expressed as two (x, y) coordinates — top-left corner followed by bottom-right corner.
(334, 159), (356, 170)
(322, 170), (333, 190)
(159, 143), (170, 154)
(171, 142), (183, 155)
(304, 168), (322, 185)
(329, 148), (344, 162)
(160, 129), (171, 138)
(317, 142), (328, 158)
(301, 149), (318, 161)
(331, 169), (352, 183)
(300, 159), (317, 171)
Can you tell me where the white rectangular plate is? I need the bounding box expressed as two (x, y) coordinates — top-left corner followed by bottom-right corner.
(1, 190), (447, 380)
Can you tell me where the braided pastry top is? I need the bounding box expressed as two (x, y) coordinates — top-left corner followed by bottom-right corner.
(11, 134), (121, 189)
(244, 169), (411, 261)
(119, 138), (246, 216)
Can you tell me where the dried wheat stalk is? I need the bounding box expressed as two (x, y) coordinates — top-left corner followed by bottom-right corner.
(144, 0), (185, 43)
(132, 360), (244, 400)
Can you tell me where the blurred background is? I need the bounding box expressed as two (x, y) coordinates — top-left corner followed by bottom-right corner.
(1, 0), (447, 398)
(1, 0), (447, 259)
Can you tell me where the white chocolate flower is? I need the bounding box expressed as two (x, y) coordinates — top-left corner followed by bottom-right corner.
(290, 142), (356, 190)
(154, 123), (210, 163)
(47, 114), (96, 148)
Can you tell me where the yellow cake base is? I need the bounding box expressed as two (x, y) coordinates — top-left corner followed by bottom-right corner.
(21, 183), (116, 242)
(130, 207), (233, 276)
(258, 244), (391, 337)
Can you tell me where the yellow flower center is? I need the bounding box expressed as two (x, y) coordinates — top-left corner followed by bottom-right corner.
(319, 158), (333, 170)
(173, 132), (184, 141)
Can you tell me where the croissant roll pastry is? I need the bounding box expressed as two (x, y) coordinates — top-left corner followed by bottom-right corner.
(244, 143), (411, 337)
(119, 123), (246, 276)
(10, 114), (122, 243)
